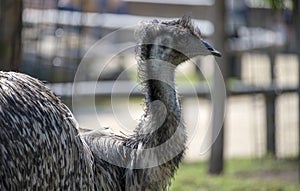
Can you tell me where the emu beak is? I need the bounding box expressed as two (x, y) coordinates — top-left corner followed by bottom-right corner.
(201, 40), (222, 57)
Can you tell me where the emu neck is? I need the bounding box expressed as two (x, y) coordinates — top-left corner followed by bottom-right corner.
(140, 45), (180, 112)
(144, 61), (178, 112)
(137, 56), (183, 145)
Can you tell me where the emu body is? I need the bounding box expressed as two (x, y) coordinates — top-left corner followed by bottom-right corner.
(0, 72), (94, 190)
(0, 17), (220, 191)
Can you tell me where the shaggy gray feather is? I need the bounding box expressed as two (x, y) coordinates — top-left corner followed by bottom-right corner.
(0, 72), (94, 190)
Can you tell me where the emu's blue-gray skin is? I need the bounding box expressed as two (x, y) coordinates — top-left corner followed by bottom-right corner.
(0, 16), (220, 191)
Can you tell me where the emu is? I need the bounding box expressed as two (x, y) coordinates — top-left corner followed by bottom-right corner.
(0, 16), (220, 190)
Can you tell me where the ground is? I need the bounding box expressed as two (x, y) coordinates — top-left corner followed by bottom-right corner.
(170, 158), (299, 191)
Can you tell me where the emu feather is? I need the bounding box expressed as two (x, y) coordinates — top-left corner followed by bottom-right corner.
(0, 16), (220, 191)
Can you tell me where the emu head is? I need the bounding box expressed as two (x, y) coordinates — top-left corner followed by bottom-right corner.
(136, 16), (221, 65)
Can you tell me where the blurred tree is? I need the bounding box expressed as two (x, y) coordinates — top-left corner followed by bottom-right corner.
(0, 0), (22, 71)
(265, 0), (284, 10)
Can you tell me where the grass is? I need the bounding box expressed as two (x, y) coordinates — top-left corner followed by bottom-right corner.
(170, 158), (299, 191)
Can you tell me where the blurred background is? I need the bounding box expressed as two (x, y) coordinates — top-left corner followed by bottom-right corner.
(1, 0), (300, 190)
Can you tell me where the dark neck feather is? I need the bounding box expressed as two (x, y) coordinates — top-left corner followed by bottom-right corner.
(139, 44), (180, 113)
(136, 45), (184, 145)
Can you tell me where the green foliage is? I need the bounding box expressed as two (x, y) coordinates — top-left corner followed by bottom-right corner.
(265, 0), (285, 10)
(170, 158), (299, 191)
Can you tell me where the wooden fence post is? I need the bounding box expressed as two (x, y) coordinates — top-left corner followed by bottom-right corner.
(266, 52), (277, 157)
(294, 0), (300, 182)
(265, 93), (276, 156)
(0, 0), (23, 71)
(208, 0), (228, 175)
